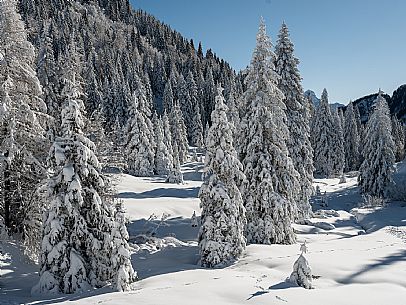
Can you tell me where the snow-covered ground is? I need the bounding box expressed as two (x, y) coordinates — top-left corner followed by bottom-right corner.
(1, 161), (406, 304)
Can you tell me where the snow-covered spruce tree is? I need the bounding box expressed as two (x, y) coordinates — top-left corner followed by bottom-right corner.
(204, 121), (210, 146)
(311, 89), (336, 177)
(191, 101), (204, 148)
(0, 0), (49, 237)
(86, 106), (110, 167)
(177, 74), (192, 135)
(391, 116), (405, 162)
(162, 110), (174, 158)
(198, 85), (246, 267)
(110, 200), (137, 292)
(185, 71), (199, 141)
(344, 102), (361, 172)
(34, 73), (92, 294)
(358, 92), (395, 197)
(163, 80), (174, 114)
(37, 20), (59, 124)
(226, 84), (240, 139)
(275, 22), (314, 221)
(338, 108), (345, 128)
(238, 18), (299, 245)
(166, 145), (183, 184)
(152, 113), (172, 175)
(289, 242), (312, 289)
(332, 109), (345, 175)
(203, 67), (216, 126)
(125, 92), (155, 177)
(170, 101), (188, 164)
(354, 104), (362, 133)
(34, 72), (136, 294)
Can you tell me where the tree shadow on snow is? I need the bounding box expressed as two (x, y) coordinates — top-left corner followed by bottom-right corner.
(132, 244), (201, 279)
(353, 201), (406, 234)
(246, 289), (270, 300)
(128, 215), (202, 280)
(269, 281), (297, 290)
(127, 216), (200, 241)
(337, 249), (406, 285)
(311, 185), (363, 212)
(116, 187), (200, 199)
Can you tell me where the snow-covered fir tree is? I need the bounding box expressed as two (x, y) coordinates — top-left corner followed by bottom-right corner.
(338, 108), (345, 128)
(199, 85), (246, 267)
(152, 113), (172, 175)
(162, 110), (174, 158)
(391, 116), (405, 162)
(332, 109), (345, 175)
(203, 67), (216, 126)
(36, 20), (59, 124)
(191, 101), (204, 148)
(177, 74), (192, 136)
(170, 101), (188, 164)
(191, 211), (198, 227)
(162, 80), (174, 113)
(110, 201), (138, 291)
(0, 0), (49, 238)
(353, 103), (362, 133)
(359, 91), (395, 197)
(311, 89), (336, 177)
(344, 102), (361, 172)
(166, 145), (183, 184)
(86, 106), (110, 167)
(289, 242), (312, 289)
(275, 22), (313, 221)
(185, 71), (199, 141)
(34, 71), (136, 294)
(238, 18), (299, 245)
(226, 85), (240, 138)
(125, 91), (155, 177)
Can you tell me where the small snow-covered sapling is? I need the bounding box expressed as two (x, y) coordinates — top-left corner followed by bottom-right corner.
(315, 185), (321, 196)
(320, 191), (328, 207)
(289, 242), (313, 289)
(191, 211), (198, 227)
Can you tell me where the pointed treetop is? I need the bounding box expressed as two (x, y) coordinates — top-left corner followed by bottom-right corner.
(300, 241), (308, 254)
(280, 20), (289, 32)
(256, 16), (270, 47)
(321, 88), (329, 103)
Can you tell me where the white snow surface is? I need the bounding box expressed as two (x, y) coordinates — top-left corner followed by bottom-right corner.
(1, 163), (406, 304)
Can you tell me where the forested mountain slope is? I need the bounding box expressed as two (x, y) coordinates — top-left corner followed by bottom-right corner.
(19, 0), (240, 132)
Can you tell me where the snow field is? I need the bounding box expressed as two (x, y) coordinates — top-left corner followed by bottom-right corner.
(1, 165), (406, 304)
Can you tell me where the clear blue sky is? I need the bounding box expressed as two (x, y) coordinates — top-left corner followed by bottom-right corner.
(130, 0), (406, 104)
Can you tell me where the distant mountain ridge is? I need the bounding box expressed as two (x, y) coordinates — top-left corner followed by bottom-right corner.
(351, 85), (406, 123)
(304, 90), (345, 110)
